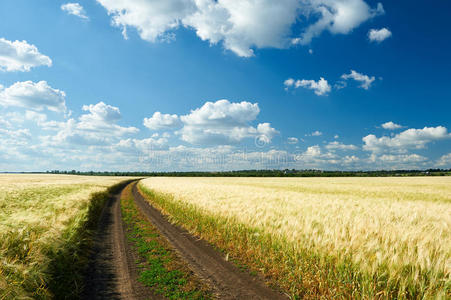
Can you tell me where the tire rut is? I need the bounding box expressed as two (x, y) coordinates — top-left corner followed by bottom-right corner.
(132, 182), (288, 300)
(83, 184), (163, 300)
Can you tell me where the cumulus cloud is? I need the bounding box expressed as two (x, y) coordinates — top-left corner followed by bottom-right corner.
(143, 112), (182, 130)
(97, 0), (383, 57)
(326, 141), (358, 150)
(305, 145), (321, 157)
(436, 153), (451, 168)
(285, 77), (331, 96)
(306, 130), (323, 136)
(341, 70), (375, 90)
(378, 154), (427, 163)
(178, 99), (278, 145)
(363, 126), (451, 153)
(381, 121), (404, 130)
(0, 38), (52, 72)
(81, 102), (122, 123)
(287, 137), (299, 144)
(0, 81), (66, 112)
(293, 1), (385, 45)
(61, 3), (89, 19)
(43, 102), (138, 146)
(368, 28), (391, 43)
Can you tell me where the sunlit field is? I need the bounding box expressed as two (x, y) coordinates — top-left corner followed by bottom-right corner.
(0, 174), (131, 299)
(140, 177), (451, 299)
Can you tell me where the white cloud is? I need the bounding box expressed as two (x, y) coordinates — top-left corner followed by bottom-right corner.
(305, 145), (321, 157)
(81, 102), (122, 122)
(326, 141), (358, 150)
(341, 70), (375, 90)
(0, 38), (52, 72)
(96, 0), (195, 42)
(436, 153), (451, 168)
(0, 81), (66, 112)
(97, 0), (382, 57)
(368, 28), (391, 43)
(178, 99), (278, 145)
(293, 1), (385, 45)
(43, 102), (138, 147)
(378, 154), (427, 163)
(381, 121), (404, 130)
(61, 3), (89, 19)
(143, 112), (182, 130)
(285, 77), (331, 96)
(334, 134), (339, 139)
(363, 126), (451, 153)
(306, 130), (323, 136)
(183, 0), (301, 57)
(287, 137), (299, 144)
(25, 110), (47, 124)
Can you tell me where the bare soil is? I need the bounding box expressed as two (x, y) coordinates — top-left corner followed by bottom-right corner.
(132, 182), (288, 300)
(83, 181), (287, 299)
(82, 189), (162, 300)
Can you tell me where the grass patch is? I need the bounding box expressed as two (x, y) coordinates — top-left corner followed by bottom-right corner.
(120, 183), (212, 299)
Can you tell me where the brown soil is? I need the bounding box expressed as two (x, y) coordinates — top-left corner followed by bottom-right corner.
(82, 188), (163, 300)
(83, 181), (287, 299)
(132, 182), (288, 300)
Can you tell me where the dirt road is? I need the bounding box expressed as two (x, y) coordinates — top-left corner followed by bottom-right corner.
(83, 181), (287, 299)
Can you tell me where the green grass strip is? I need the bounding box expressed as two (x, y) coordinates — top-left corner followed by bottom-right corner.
(121, 184), (211, 300)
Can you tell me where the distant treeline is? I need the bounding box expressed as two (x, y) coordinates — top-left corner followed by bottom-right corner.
(43, 169), (451, 177)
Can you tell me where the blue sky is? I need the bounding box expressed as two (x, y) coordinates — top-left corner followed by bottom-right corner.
(0, 0), (450, 171)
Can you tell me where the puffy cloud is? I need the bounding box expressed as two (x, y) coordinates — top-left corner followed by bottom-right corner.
(143, 112), (182, 130)
(305, 145), (321, 157)
(44, 102), (138, 146)
(96, 0), (194, 41)
(293, 1), (385, 45)
(368, 28), (391, 43)
(97, 0), (382, 57)
(341, 70), (375, 90)
(363, 126), (451, 153)
(81, 101), (121, 123)
(378, 154), (427, 163)
(287, 137), (299, 144)
(179, 99), (278, 145)
(25, 110), (47, 124)
(325, 141), (358, 150)
(61, 3), (89, 19)
(183, 0), (301, 57)
(0, 38), (52, 72)
(381, 121), (404, 130)
(436, 153), (451, 168)
(306, 130), (323, 136)
(285, 77), (331, 96)
(0, 81), (66, 112)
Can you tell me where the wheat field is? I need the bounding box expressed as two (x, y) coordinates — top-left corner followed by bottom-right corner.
(0, 174), (131, 299)
(140, 177), (451, 299)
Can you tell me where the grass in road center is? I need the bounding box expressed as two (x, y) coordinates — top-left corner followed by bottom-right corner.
(120, 184), (212, 299)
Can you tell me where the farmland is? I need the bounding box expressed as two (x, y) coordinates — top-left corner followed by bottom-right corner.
(0, 174), (133, 299)
(139, 177), (451, 299)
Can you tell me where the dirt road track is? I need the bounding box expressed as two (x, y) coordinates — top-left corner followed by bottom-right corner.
(83, 181), (287, 299)
(132, 182), (288, 300)
(82, 188), (162, 300)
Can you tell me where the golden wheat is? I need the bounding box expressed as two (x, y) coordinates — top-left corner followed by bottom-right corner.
(140, 177), (451, 298)
(0, 174), (132, 299)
